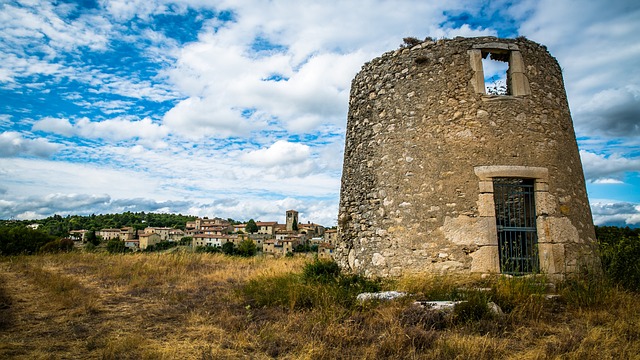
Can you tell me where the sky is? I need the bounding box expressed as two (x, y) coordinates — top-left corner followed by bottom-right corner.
(0, 0), (639, 227)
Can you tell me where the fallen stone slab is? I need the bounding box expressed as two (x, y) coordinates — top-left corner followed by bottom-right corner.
(356, 291), (407, 302)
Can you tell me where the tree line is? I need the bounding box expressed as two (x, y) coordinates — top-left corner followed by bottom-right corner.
(0, 212), (203, 238)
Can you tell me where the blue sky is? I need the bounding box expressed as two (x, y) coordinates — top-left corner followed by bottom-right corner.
(1, 0), (639, 227)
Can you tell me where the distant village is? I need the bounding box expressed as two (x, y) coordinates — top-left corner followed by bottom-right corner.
(61, 210), (337, 258)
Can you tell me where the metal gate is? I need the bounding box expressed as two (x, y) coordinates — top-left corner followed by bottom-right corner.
(493, 178), (539, 274)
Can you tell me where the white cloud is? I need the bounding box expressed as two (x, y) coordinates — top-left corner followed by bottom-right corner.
(241, 140), (310, 167)
(580, 150), (640, 182)
(0, 131), (61, 158)
(591, 201), (640, 226)
(33, 116), (169, 142)
(161, 0), (495, 137)
(593, 178), (624, 184)
(516, 0), (640, 139)
(163, 97), (256, 138)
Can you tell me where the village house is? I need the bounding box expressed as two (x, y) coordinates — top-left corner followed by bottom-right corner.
(192, 234), (235, 248)
(298, 222), (325, 237)
(98, 227), (135, 241)
(318, 243), (335, 260)
(69, 229), (88, 242)
(168, 229), (185, 242)
(138, 232), (161, 250)
(143, 227), (172, 240)
(124, 239), (139, 250)
(263, 238), (298, 256)
(256, 221), (277, 236)
(185, 217), (233, 236)
(323, 229), (338, 246)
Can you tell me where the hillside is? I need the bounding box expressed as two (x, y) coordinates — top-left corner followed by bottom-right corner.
(0, 253), (638, 359)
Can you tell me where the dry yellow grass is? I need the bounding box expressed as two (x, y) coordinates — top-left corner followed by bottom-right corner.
(0, 252), (638, 359)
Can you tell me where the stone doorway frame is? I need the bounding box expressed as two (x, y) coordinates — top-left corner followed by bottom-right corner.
(474, 166), (551, 274)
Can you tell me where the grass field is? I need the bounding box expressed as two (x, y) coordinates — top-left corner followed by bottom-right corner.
(0, 252), (638, 359)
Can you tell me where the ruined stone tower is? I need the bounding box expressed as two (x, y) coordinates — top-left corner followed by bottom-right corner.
(336, 37), (597, 279)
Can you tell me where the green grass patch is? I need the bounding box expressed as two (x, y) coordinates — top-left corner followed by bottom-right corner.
(243, 259), (381, 310)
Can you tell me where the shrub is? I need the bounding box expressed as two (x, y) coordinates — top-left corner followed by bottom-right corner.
(302, 259), (341, 283)
(106, 239), (127, 254)
(195, 245), (221, 253)
(221, 241), (235, 255)
(243, 259), (380, 310)
(453, 291), (491, 323)
(40, 238), (74, 253)
(600, 234), (640, 291)
(236, 239), (257, 257)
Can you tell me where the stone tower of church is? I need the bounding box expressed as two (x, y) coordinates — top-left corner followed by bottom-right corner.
(286, 209), (299, 232)
(336, 37), (598, 279)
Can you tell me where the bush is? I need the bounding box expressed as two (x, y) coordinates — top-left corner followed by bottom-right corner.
(236, 239), (257, 257)
(195, 245), (221, 253)
(0, 226), (56, 255)
(106, 239), (127, 254)
(40, 238), (74, 253)
(221, 241), (235, 255)
(600, 234), (640, 291)
(243, 259), (381, 310)
(453, 292), (491, 323)
(302, 259), (341, 283)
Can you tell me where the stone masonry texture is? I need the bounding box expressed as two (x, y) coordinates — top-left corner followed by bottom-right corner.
(336, 36), (598, 279)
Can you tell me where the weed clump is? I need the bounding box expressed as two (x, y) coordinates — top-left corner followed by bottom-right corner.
(243, 259), (380, 310)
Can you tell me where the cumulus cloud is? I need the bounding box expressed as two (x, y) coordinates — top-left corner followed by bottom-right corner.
(576, 86), (640, 137)
(241, 141), (310, 167)
(580, 150), (640, 182)
(33, 116), (169, 142)
(161, 0), (496, 137)
(0, 192), (196, 220)
(591, 201), (640, 226)
(516, 0), (640, 139)
(0, 131), (61, 158)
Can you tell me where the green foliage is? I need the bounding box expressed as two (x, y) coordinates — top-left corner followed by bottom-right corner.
(40, 238), (75, 253)
(195, 245), (221, 254)
(236, 239), (257, 257)
(0, 225), (57, 255)
(596, 226), (640, 291)
(106, 239), (127, 254)
(292, 218), (298, 231)
(453, 291), (491, 323)
(83, 242), (97, 252)
(302, 259), (341, 283)
(85, 230), (100, 246)
(221, 241), (235, 255)
(179, 236), (192, 246)
(243, 259), (381, 310)
(245, 219), (258, 234)
(560, 274), (612, 308)
(143, 241), (177, 252)
(1, 212), (197, 237)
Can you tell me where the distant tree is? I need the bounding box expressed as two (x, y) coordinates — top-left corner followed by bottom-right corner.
(106, 238), (127, 254)
(245, 219), (258, 234)
(180, 236), (192, 246)
(85, 230), (100, 246)
(236, 239), (257, 257)
(40, 238), (74, 253)
(0, 226), (56, 255)
(292, 218), (298, 231)
(221, 241), (235, 255)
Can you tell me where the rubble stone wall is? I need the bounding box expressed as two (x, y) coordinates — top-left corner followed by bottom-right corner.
(336, 37), (597, 278)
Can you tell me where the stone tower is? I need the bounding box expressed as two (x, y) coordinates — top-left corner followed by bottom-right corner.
(286, 210), (299, 232)
(336, 37), (598, 279)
